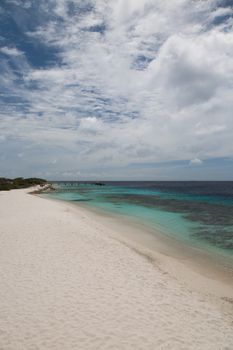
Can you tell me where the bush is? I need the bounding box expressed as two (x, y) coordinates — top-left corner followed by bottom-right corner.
(0, 177), (47, 191)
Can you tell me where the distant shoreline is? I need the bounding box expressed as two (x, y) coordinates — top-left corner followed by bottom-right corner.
(0, 177), (48, 191)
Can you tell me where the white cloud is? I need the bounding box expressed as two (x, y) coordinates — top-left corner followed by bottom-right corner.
(190, 158), (203, 165)
(0, 0), (233, 179)
(0, 46), (23, 56)
(210, 6), (233, 20)
(195, 123), (226, 136)
(79, 117), (104, 133)
(49, 159), (57, 165)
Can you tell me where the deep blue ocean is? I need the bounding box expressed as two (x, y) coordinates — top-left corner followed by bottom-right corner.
(45, 181), (233, 259)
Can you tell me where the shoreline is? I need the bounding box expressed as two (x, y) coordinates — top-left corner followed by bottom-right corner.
(41, 192), (233, 298)
(1, 187), (233, 349)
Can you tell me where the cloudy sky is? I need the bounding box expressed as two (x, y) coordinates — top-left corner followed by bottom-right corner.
(0, 0), (233, 180)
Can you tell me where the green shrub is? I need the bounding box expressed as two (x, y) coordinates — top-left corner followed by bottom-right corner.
(0, 177), (47, 191)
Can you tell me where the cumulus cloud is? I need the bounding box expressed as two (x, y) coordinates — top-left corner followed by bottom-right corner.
(0, 0), (233, 179)
(190, 158), (203, 165)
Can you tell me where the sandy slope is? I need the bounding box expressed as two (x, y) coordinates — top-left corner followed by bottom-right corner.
(0, 188), (232, 350)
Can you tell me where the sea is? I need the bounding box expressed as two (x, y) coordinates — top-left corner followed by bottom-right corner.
(43, 181), (233, 262)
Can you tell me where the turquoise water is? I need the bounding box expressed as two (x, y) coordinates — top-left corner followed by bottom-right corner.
(44, 181), (233, 260)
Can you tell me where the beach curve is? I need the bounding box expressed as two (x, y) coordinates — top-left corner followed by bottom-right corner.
(0, 187), (232, 349)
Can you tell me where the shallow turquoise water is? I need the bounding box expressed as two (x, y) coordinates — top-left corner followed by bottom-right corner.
(44, 181), (233, 260)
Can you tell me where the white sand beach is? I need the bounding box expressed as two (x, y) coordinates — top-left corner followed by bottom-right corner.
(0, 188), (233, 350)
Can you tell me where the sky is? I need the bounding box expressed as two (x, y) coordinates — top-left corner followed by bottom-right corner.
(0, 0), (233, 180)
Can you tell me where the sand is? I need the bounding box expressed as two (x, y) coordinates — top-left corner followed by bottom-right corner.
(0, 188), (232, 350)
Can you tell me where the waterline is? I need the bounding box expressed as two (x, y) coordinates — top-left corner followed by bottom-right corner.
(44, 181), (233, 261)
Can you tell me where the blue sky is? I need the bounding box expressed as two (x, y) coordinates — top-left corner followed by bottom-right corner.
(0, 0), (233, 180)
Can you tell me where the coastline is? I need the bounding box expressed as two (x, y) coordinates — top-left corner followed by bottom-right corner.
(0, 187), (233, 349)
(42, 192), (233, 297)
